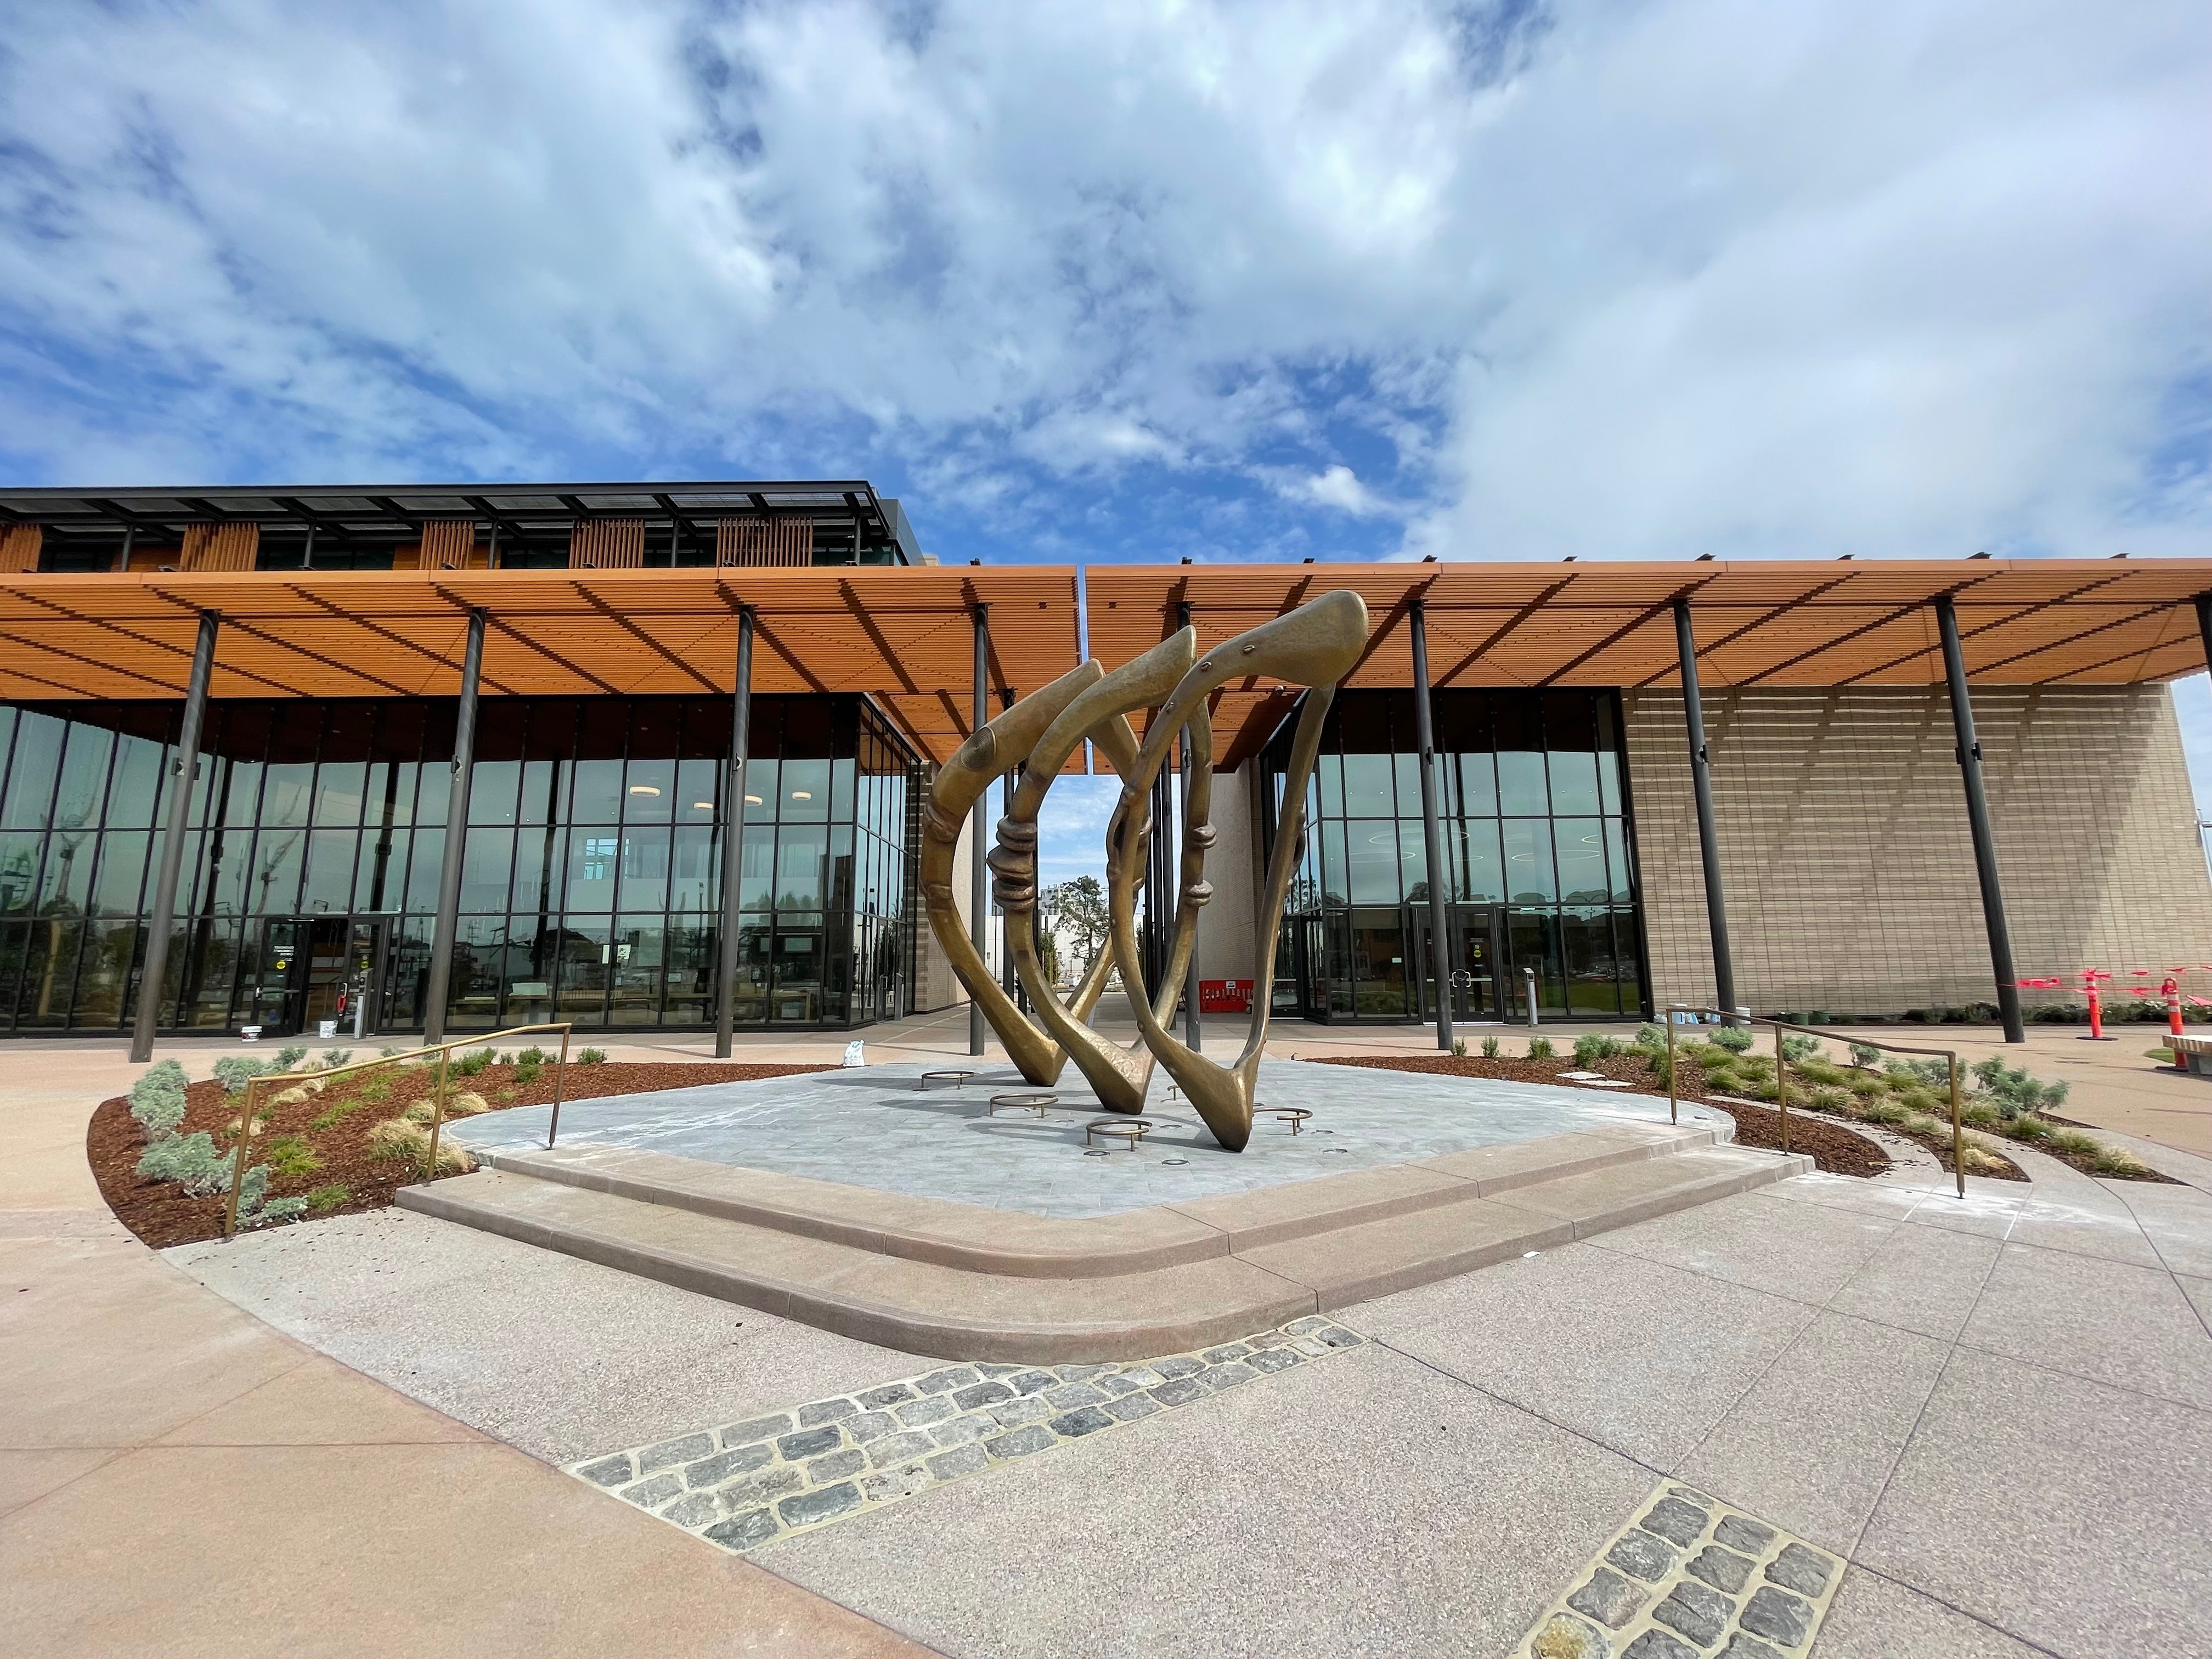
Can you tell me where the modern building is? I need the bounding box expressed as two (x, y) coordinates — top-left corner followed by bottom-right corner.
(1, 481), (2208, 1049)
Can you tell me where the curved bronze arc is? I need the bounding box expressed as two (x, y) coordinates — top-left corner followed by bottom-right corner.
(995, 630), (1199, 1113)
(1107, 590), (1369, 1150)
(920, 659), (1105, 1085)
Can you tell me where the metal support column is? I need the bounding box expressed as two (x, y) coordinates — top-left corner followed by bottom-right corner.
(421, 608), (487, 1046)
(1410, 601), (1453, 1052)
(2197, 594), (2212, 684)
(129, 610), (219, 1063)
(970, 605), (989, 1057)
(1673, 597), (1737, 1017)
(1936, 595), (2025, 1043)
(714, 607), (755, 1058)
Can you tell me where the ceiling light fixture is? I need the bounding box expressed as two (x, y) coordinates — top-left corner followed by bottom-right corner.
(628, 784), (661, 797)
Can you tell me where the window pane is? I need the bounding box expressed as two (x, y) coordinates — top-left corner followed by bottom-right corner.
(1350, 909), (1407, 1017)
(1605, 819), (1635, 903)
(1561, 907), (1622, 1015)
(609, 914), (666, 1025)
(106, 730), (168, 830)
(71, 918), (138, 1027)
(676, 758), (720, 825)
(455, 827), (511, 913)
(554, 918), (610, 1021)
(1496, 752), (1547, 817)
(773, 825), (827, 909)
(564, 832), (620, 914)
(742, 757), (777, 822)
(302, 828), (359, 913)
(1613, 910), (1646, 1014)
(0, 833), (42, 916)
(1457, 820), (1503, 903)
(52, 724), (114, 831)
(1345, 821), (1400, 904)
(1315, 753), (1342, 817)
(663, 919), (715, 1024)
(511, 826), (565, 915)
(357, 828), (409, 912)
(1398, 820), (1431, 905)
(670, 825), (719, 917)
(1554, 818), (1609, 903)
(90, 832), (151, 917)
(404, 828), (445, 912)
(624, 757), (675, 823)
(249, 830), (306, 914)
(619, 826), (672, 912)
(1502, 820), (1555, 902)
(1, 714), (64, 828)
(781, 759), (830, 823)
(1548, 749), (1600, 816)
(1455, 752), (1497, 817)
(1340, 754), (1393, 816)
(1320, 819), (1348, 907)
(770, 915), (824, 1022)
(445, 915), (506, 1030)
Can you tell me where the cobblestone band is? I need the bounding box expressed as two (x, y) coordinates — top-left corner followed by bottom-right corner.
(1518, 1482), (1843, 1658)
(566, 1315), (1367, 1553)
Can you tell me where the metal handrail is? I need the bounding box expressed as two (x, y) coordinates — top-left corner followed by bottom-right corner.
(1664, 1005), (1966, 1199)
(223, 1020), (574, 1237)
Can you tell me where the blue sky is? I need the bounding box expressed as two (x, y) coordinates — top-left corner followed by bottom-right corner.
(2, 0), (2209, 886)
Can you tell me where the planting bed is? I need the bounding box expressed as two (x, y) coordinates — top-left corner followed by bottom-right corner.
(90, 1058), (833, 1248)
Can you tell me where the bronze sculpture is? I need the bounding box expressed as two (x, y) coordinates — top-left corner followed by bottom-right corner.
(922, 589), (1370, 1152)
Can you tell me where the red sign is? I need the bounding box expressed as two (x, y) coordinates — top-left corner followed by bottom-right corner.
(1200, 979), (1253, 1013)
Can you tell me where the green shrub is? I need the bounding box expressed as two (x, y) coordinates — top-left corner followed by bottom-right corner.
(304, 1183), (352, 1215)
(1895, 1084), (1943, 1114)
(1480, 1035), (1500, 1059)
(1527, 1037), (1555, 1060)
(1960, 1100), (2002, 1128)
(1808, 1085), (1853, 1114)
(263, 1135), (321, 1178)
(233, 1163), (308, 1229)
(517, 1046), (548, 1065)
(1633, 1024), (1667, 1051)
(319, 1048), (354, 1069)
(1451, 1038), (1467, 1058)
(1848, 1072), (1889, 1099)
(1647, 1047), (1673, 1090)
(577, 1047), (608, 1065)
(1898, 1111), (1946, 1138)
(1887, 1058), (1953, 1091)
(1709, 1025), (1754, 1054)
(1780, 1034), (1824, 1064)
(273, 1045), (308, 1070)
(1970, 1056), (2069, 1118)
(1573, 1033), (1625, 1066)
(1794, 1058), (1848, 1086)
(2000, 1114), (2052, 1142)
(1860, 1098), (1910, 1125)
(212, 1056), (274, 1096)
(454, 1047), (496, 1077)
(2045, 1128), (2101, 1158)
(136, 1132), (229, 1195)
(128, 1060), (190, 1143)
(1848, 1043), (1882, 1068)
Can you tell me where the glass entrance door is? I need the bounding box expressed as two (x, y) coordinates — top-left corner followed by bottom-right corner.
(1413, 904), (1503, 1022)
(247, 915), (391, 1037)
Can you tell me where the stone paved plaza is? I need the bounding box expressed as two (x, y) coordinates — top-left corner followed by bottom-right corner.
(8, 1033), (2212, 1657)
(453, 1057), (1730, 1217)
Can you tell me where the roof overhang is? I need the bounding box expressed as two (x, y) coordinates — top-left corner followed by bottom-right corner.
(1086, 559), (2212, 770)
(0, 567), (1081, 769)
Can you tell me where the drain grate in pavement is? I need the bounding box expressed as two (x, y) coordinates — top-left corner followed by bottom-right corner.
(1517, 1482), (1843, 1658)
(566, 1316), (1367, 1553)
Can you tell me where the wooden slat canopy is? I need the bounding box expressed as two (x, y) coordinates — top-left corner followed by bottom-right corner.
(1086, 559), (2212, 770)
(0, 567), (1082, 769)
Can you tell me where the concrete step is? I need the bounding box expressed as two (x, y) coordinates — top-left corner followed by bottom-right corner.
(402, 1134), (1809, 1362)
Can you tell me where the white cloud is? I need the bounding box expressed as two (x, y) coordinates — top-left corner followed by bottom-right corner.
(0, 0), (2203, 572)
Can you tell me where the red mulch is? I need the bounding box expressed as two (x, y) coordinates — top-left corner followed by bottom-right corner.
(90, 1059), (833, 1249)
(1312, 1052), (1895, 1179)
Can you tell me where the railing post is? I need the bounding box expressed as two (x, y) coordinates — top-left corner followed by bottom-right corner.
(1949, 1052), (1966, 1198)
(715, 607), (755, 1059)
(549, 1024), (572, 1148)
(1666, 1014), (1678, 1125)
(422, 608), (487, 1045)
(424, 1042), (452, 1181)
(1774, 1018), (1790, 1155)
(132, 609), (220, 1063)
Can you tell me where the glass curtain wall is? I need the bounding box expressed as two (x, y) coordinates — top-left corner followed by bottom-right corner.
(1262, 689), (1646, 1021)
(0, 695), (917, 1035)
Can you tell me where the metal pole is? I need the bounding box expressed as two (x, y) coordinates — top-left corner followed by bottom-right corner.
(1666, 1015), (1678, 1124)
(131, 610), (219, 1063)
(421, 608), (487, 1045)
(714, 607), (755, 1058)
(1673, 597), (1737, 1020)
(548, 1025), (572, 1148)
(1410, 601), (1452, 1052)
(1775, 1018), (1790, 1154)
(970, 604), (989, 1057)
(424, 1040), (451, 1181)
(116, 523), (134, 574)
(1935, 595), (2024, 1043)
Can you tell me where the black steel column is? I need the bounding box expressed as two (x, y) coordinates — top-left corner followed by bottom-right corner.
(970, 605), (989, 1057)
(129, 610), (219, 1063)
(1410, 601), (1453, 1051)
(714, 607), (755, 1058)
(1937, 595), (2025, 1043)
(2197, 594), (2212, 680)
(1673, 597), (1737, 1017)
(421, 608), (487, 1045)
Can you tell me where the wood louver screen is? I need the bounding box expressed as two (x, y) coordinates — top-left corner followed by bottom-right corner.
(569, 519), (646, 569)
(0, 524), (42, 573)
(419, 518), (479, 570)
(716, 517), (814, 568)
(180, 523), (259, 572)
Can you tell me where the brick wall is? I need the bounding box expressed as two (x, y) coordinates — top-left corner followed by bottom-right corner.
(1623, 685), (2212, 1017)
